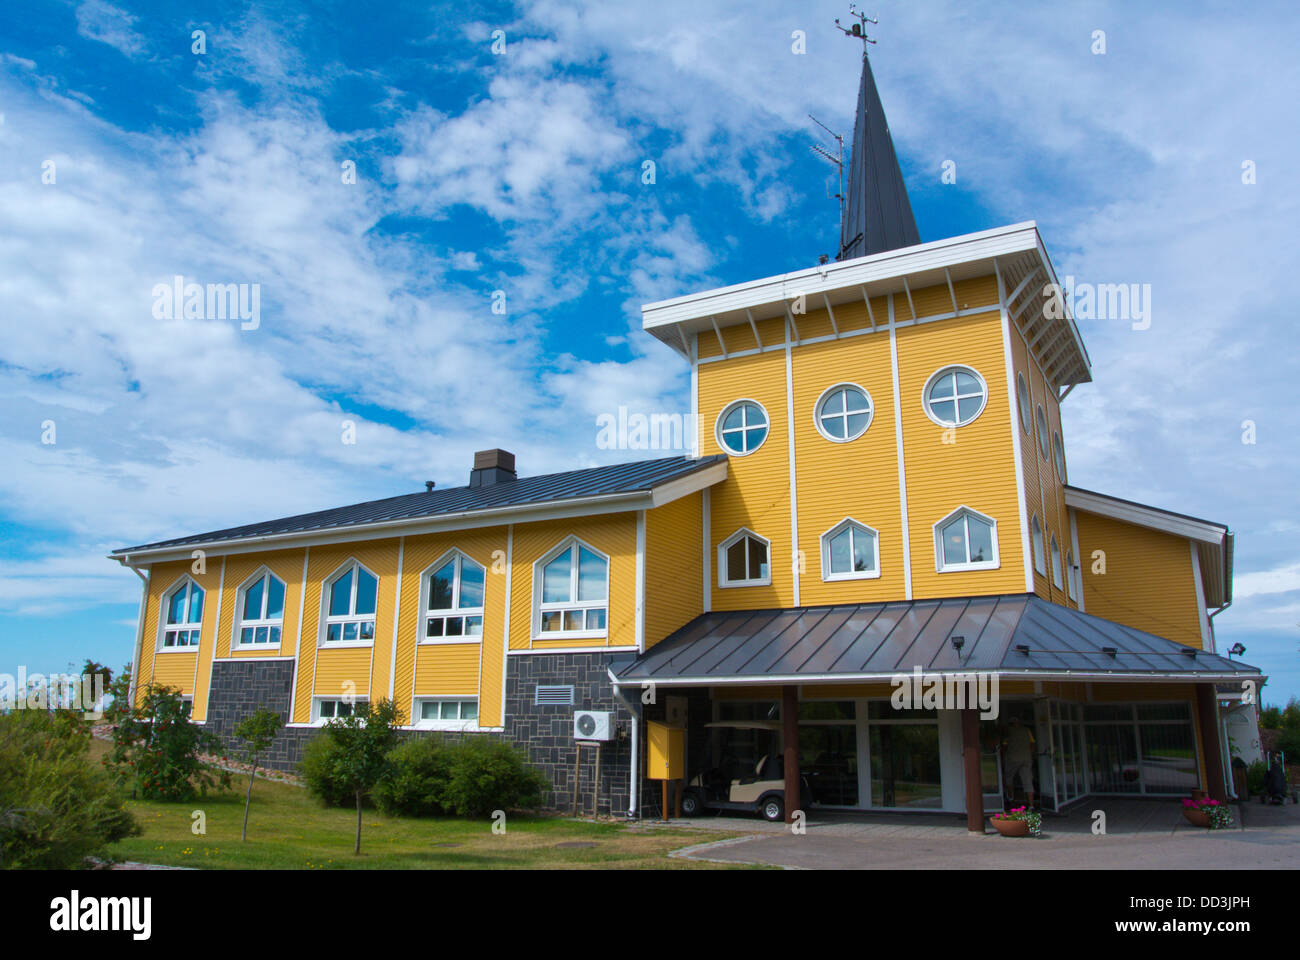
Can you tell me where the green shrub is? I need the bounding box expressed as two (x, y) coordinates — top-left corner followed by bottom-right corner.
(443, 736), (548, 818)
(373, 736), (455, 817)
(299, 733), (358, 808)
(0, 710), (139, 868)
(107, 684), (229, 801)
(1247, 759), (1267, 796)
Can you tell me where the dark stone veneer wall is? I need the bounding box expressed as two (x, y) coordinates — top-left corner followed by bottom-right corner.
(206, 654), (667, 817)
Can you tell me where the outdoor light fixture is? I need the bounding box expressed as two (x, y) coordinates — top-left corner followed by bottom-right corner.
(1101, 646), (1118, 657)
(951, 635), (965, 652)
(1229, 643), (1246, 657)
(1015, 643), (1030, 654)
(1183, 648), (1197, 658)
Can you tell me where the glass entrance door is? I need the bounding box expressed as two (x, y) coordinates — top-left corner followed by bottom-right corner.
(868, 724), (943, 809)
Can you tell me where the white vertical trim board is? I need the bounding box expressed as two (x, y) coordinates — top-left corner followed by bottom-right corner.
(702, 488), (712, 611)
(996, 261), (1035, 594)
(127, 567), (150, 708)
(785, 319), (801, 607)
(635, 510), (647, 652)
(389, 536), (405, 701)
(888, 294), (913, 600)
(200, 556), (226, 720)
(499, 524), (514, 725)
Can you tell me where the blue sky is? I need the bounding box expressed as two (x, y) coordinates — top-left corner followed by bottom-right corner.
(1, 1), (1297, 701)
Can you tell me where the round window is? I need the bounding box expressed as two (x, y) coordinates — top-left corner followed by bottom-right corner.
(924, 366), (987, 428)
(1017, 373), (1032, 435)
(815, 384), (873, 442)
(1053, 432), (1067, 482)
(716, 400), (770, 456)
(1036, 405), (1050, 460)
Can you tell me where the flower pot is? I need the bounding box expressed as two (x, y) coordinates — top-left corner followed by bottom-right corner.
(1183, 808), (1211, 828)
(990, 817), (1030, 837)
(1191, 789), (1206, 802)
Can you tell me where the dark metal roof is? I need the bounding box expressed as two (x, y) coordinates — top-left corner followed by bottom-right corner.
(115, 454), (726, 554)
(614, 594), (1260, 684)
(837, 52), (921, 262)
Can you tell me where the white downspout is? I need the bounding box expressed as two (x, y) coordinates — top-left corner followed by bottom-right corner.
(612, 678), (640, 819)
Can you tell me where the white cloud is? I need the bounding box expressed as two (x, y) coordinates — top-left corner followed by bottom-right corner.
(74, 1), (147, 58)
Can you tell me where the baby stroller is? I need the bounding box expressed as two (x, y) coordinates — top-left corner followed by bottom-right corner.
(1261, 752), (1290, 804)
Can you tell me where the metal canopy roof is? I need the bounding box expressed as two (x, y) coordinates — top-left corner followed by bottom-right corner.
(114, 454), (726, 556)
(613, 594), (1260, 686)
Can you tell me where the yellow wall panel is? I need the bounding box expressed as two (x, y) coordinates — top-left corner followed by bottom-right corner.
(644, 493), (704, 648)
(137, 558), (219, 707)
(1073, 511), (1205, 648)
(412, 643), (481, 697)
(313, 647), (372, 700)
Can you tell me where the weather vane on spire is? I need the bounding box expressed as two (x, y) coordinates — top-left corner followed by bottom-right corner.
(834, 4), (878, 53)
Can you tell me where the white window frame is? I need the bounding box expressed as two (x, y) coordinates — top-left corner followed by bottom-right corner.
(933, 506), (1000, 573)
(718, 527), (772, 588)
(532, 537), (609, 640)
(1050, 534), (1064, 589)
(1053, 431), (1067, 483)
(320, 559), (379, 648)
(714, 398), (770, 456)
(819, 518), (881, 582)
(158, 575), (204, 651)
(1016, 372), (1032, 435)
(922, 365), (988, 429)
(1031, 514), (1046, 576)
(1066, 551), (1079, 602)
(419, 549), (486, 645)
(312, 697), (369, 725)
(413, 697), (480, 730)
(1036, 404), (1051, 460)
(813, 383), (874, 443)
(233, 566), (286, 648)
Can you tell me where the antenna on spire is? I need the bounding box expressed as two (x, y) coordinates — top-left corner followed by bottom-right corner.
(808, 114), (845, 230)
(834, 4), (878, 52)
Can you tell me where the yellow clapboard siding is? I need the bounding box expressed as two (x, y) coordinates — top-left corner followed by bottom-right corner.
(149, 650), (197, 690)
(896, 307), (1026, 599)
(644, 493), (704, 648)
(136, 558), (218, 706)
(1073, 511), (1205, 648)
(215, 549), (306, 659)
(791, 329), (906, 605)
(412, 643), (481, 697)
(398, 527), (507, 726)
(313, 647), (372, 699)
(508, 514), (637, 649)
(697, 347), (794, 610)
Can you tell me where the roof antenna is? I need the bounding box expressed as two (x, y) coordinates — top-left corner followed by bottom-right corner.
(834, 4), (878, 53)
(808, 113), (845, 238)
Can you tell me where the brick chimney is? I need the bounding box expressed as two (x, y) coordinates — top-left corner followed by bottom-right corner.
(469, 449), (517, 487)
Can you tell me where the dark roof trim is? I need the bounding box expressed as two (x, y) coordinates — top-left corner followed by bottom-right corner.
(113, 455), (726, 561)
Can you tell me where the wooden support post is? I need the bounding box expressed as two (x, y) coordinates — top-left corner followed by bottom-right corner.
(1196, 684), (1229, 803)
(961, 707), (986, 833)
(661, 779), (670, 822)
(674, 779), (682, 819)
(782, 684), (799, 824)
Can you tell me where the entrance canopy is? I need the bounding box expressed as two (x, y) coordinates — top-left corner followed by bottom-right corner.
(611, 594), (1261, 688)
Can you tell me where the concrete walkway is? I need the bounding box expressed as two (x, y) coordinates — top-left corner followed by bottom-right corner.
(666, 798), (1300, 869)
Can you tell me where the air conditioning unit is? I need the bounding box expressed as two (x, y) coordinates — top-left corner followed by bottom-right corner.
(574, 710), (613, 741)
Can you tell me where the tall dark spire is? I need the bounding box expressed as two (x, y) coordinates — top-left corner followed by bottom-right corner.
(837, 51), (920, 261)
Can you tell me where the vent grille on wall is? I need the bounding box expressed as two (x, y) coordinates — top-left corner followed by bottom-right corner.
(535, 685), (575, 706)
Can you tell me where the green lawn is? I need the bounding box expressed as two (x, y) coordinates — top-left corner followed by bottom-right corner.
(107, 770), (750, 870)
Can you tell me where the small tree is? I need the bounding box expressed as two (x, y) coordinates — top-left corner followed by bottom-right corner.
(107, 684), (230, 801)
(233, 708), (283, 841)
(322, 699), (403, 854)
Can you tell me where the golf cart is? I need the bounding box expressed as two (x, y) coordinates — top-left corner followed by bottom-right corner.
(680, 721), (810, 822)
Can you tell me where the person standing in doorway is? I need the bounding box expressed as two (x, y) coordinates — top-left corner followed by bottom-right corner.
(1004, 717), (1036, 808)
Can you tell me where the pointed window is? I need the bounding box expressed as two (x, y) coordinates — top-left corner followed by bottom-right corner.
(1050, 535), (1064, 590)
(323, 561), (378, 644)
(1066, 551), (1079, 602)
(934, 507), (999, 572)
(161, 577), (204, 649)
(236, 569), (286, 646)
(422, 552), (486, 641)
(534, 538), (608, 637)
(719, 529), (771, 587)
(1031, 515), (1046, 576)
(820, 519), (880, 581)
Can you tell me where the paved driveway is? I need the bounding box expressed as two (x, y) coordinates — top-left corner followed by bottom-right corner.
(667, 799), (1300, 869)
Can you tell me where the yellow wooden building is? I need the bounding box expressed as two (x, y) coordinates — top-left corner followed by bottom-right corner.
(112, 47), (1259, 826)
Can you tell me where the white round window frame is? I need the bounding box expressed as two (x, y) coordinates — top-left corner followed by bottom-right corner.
(921, 365), (989, 429)
(1016, 372), (1033, 435)
(1035, 405), (1050, 460)
(812, 382), (875, 444)
(714, 398), (771, 458)
(1053, 431), (1067, 482)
